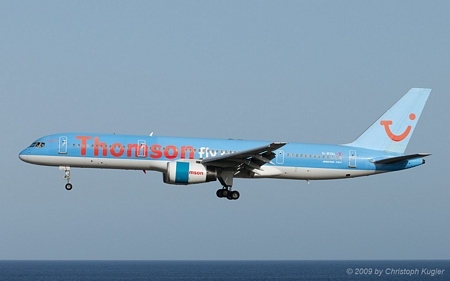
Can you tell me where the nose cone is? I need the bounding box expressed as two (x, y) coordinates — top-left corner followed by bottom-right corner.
(19, 148), (29, 162)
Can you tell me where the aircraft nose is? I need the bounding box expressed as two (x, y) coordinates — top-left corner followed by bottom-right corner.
(19, 148), (29, 162)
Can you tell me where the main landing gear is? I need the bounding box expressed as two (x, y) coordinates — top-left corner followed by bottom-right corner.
(60, 166), (72, 191)
(216, 169), (239, 200)
(216, 188), (240, 200)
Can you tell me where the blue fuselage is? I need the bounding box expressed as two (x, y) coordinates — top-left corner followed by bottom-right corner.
(19, 133), (424, 181)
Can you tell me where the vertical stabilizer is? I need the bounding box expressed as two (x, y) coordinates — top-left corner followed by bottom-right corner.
(347, 88), (430, 153)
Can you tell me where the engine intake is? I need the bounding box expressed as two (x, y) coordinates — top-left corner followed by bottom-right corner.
(163, 161), (217, 185)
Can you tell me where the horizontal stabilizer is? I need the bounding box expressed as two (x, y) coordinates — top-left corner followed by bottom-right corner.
(371, 153), (431, 164)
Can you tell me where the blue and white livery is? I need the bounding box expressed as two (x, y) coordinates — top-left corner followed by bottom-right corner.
(19, 88), (431, 200)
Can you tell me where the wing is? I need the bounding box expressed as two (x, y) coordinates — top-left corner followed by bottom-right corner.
(201, 142), (286, 174)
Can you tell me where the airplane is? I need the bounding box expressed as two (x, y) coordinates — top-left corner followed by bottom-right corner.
(19, 88), (431, 200)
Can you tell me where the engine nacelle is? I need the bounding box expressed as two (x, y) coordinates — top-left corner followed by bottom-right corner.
(163, 161), (217, 185)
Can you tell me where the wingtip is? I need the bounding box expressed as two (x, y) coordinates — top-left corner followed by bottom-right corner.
(271, 142), (287, 145)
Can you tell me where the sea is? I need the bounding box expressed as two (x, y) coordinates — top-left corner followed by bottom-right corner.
(0, 260), (448, 281)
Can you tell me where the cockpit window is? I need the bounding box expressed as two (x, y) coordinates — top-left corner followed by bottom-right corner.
(29, 142), (45, 148)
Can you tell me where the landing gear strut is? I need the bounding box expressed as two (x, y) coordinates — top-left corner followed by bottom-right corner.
(216, 169), (239, 200)
(60, 166), (72, 191)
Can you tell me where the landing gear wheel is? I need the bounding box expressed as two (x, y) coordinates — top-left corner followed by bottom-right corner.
(221, 189), (229, 198)
(231, 190), (240, 200)
(216, 189), (224, 198)
(65, 183), (73, 191)
(227, 190), (240, 200)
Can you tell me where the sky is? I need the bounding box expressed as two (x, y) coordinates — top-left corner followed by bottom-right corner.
(1, 1), (449, 260)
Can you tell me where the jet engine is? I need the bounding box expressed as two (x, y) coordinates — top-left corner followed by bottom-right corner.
(163, 161), (217, 185)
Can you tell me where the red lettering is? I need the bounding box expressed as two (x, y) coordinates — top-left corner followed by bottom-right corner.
(127, 144), (138, 157)
(128, 143), (148, 157)
(181, 146), (194, 159)
(164, 145), (178, 159)
(110, 143), (124, 157)
(76, 136), (92, 156)
(150, 144), (162, 158)
(74, 138), (195, 160)
(189, 171), (204, 175)
(94, 137), (107, 156)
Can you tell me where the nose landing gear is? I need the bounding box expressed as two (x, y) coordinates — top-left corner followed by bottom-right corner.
(60, 166), (72, 191)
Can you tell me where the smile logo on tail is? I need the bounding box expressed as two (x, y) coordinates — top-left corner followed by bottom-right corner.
(380, 113), (416, 142)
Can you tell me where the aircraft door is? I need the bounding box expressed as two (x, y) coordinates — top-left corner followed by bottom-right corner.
(348, 150), (356, 168)
(59, 136), (68, 154)
(276, 150), (284, 164)
(137, 140), (147, 157)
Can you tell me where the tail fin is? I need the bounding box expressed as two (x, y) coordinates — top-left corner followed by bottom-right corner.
(347, 88), (431, 153)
